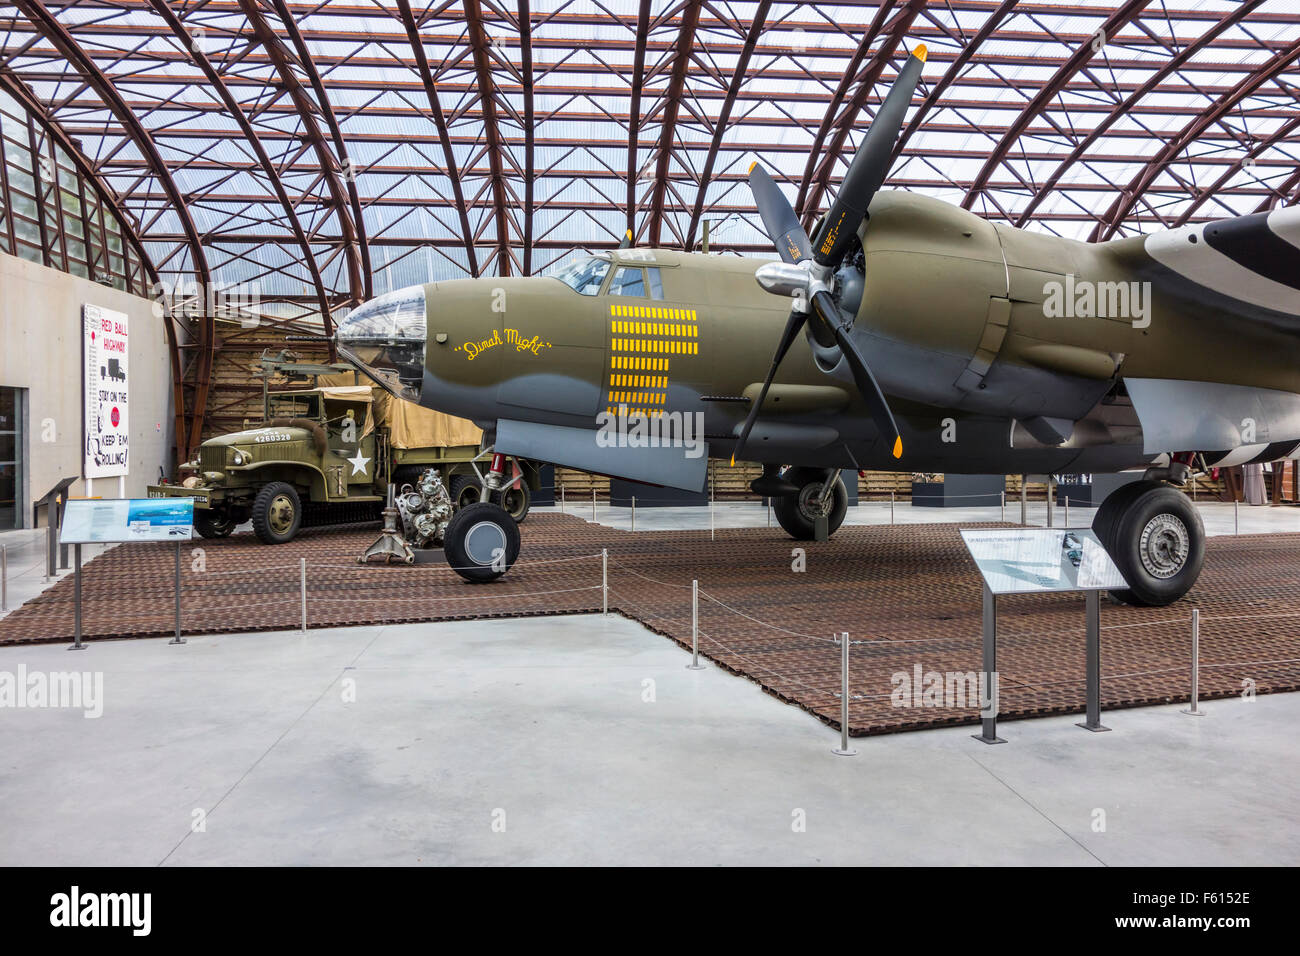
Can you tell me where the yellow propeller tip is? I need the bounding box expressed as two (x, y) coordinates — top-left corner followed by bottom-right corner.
(914, 43), (927, 62)
(624, 229), (632, 238)
(892, 436), (903, 459)
(730, 455), (736, 466)
(748, 161), (758, 174)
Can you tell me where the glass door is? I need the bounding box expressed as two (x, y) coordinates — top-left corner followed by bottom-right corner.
(0, 387), (21, 530)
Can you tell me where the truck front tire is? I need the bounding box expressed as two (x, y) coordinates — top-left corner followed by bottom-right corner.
(252, 482), (303, 544)
(195, 511), (237, 539)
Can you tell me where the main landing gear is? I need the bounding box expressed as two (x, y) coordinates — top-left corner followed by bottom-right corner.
(756, 466), (849, 541)
(1092, 479), (1205, 606)
(444, 450), (521, 582)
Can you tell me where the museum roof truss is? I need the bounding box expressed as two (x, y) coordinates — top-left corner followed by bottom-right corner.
(1, 0), (1297, 452)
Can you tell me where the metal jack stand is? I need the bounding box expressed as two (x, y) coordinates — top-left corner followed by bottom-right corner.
(358, 485), (415, 565)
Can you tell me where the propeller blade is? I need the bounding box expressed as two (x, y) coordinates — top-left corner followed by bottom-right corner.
(618, 229), (633, 249)
(731, 306), (810, 464)
(748, 164), (812, 264)
(812, 290), (903, 460)
(811, 44), (927, 270)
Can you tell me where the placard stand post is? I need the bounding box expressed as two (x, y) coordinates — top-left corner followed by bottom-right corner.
(1075, 589), (1109, 732)
(972, 582), (1005, 744)
(68, 544), (85, 651)
(169, 540), (186, 645)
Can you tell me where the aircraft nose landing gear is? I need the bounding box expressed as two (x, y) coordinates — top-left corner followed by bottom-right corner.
(1092, 479), (1205, 606)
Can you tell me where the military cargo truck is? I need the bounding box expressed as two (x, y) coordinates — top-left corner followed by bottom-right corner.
(148, 372), (538, 544)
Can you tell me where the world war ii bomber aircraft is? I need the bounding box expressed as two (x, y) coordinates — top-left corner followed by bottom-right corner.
(335, 43), (1300, 604)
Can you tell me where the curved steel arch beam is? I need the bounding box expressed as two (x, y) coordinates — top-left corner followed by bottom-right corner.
(800, 0), (924, 229)
(683, 0), (771, 252)
(960, 0), (1153, 212)
(13, 0), (215, 462)
(1092, 34), (1300, 241)
(518, 0), (534, 274)
(0, 62), (188, 468)
(239, 0), (368, 303)
(396, 0), (479, 276)
(463, 0), (513, 275)
(795, 0), (897, 223)
(1174, 114), (1300, 225)
(889, 0), (1017, 167)
(625, 0), (652, 240)
(1015, 0), (1263, 228)
(1259, 167), (1300, 213)
(645, 0), (703, 248)
(146, 0), (335, 339)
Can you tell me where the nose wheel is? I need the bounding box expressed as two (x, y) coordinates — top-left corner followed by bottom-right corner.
(443, 502), (520, 582)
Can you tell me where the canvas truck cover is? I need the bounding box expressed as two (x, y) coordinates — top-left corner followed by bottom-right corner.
(315, 373), (482, 449)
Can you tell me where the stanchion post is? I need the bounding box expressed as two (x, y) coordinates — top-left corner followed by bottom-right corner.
(1064, 495), (1070, 529)
(687, 579), (704, 670)
(710, 496), (715, 540)
(560, 484), (565, 513)
(1182, 608), (1206, 716)
(1019, 476), (1027, 526)
(601, 549), (608, 616)
(1234, 498), (1239, 535)
(890, 491), (895, 525)
(766, 499), (771, 527)
(169, 540), (186, 645)
(631, 496), (635, 533)
(69, 544), (85, 651)
(1046, 479), (1055, 528)
(833, 632), (856, 755)
(1000, 491), (1005, 523)
(299, 557), (307, 634)
(1, 544), (7, 612)
(592, 488), (597, 521)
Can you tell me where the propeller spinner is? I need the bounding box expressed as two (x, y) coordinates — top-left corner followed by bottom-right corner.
(732, 43), (927, 466)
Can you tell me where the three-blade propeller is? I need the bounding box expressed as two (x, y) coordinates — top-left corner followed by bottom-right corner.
(732, 43), (927, 466)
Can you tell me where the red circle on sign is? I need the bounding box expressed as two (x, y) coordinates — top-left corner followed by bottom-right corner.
(110, 407), (120, 427)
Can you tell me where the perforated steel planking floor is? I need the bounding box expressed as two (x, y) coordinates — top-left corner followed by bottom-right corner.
(1, 513), (1297, 736)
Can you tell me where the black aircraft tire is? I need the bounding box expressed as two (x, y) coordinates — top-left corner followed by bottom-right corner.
(251, 482), (303, 545)
(494, 481), (531, 523)
(1106, 485), (1205, 607)
(194, 511), (236, 539)
(1091, 479), (1161, 556)
(444, 502), (521, 582)
(772, 468), (848, 540)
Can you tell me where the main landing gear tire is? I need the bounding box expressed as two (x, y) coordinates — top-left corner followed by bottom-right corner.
(1092, 481), (1205, 607)
(495, 481), (531, 524)
(444, 502), (521, 582)
(195, 511), (236, 539)
(772, 467), (848, 540)
(251, 482), (303, 545)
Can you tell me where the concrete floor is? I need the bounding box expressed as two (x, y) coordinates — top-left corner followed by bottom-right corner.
(0, 613), (1295, 866)
(0, 527), (115, 621)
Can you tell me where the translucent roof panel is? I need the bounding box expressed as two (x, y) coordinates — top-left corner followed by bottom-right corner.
(1, 0), (1296, 326)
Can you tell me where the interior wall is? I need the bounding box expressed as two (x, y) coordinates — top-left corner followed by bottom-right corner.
(0, 250), (175, 526)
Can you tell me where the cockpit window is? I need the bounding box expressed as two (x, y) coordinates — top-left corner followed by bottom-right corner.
(608, 266), (646, 297)
(554, 256), (611, 295)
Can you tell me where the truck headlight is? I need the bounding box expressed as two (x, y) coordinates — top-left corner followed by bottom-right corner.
(232, 451), (246, 466)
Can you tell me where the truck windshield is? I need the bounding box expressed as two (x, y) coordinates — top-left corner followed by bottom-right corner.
(553, 256), (610, 295)
(268, 394), (320, 420)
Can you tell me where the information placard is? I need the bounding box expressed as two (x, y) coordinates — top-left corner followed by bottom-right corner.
(60, 498), (193, 544)
(83, 303), (130, 479)
(959, 527), (1126, 594)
